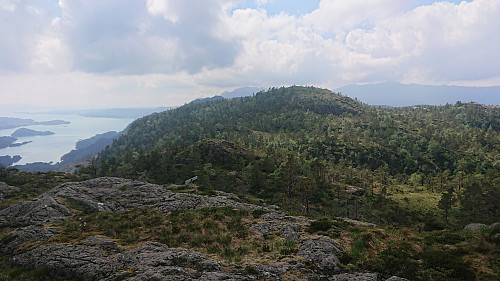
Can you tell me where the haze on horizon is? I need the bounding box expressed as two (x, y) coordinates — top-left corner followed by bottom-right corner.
(1, 0), (499, 109)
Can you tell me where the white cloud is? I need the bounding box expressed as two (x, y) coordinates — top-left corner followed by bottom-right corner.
(0, 0), (499, 108)
(146, 0), (179, 23)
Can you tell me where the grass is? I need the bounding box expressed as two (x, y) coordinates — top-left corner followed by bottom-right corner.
(389, 189), (441, 215)
(49, 206), (299, 265)
(0, 168), (81, 211)
(342, 223), (500, 281)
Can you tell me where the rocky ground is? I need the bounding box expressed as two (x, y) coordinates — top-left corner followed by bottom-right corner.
(0, 177), (408, 280)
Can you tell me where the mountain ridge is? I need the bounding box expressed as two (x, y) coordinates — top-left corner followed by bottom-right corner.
(335, 82), (500, 106)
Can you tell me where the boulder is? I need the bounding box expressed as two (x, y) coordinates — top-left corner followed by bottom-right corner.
(463, 223), (488, 231)
(279, 224), (301, 242)
(251, 222), (280, 235)
(490, 222), (500, 235)
(298, 237), (342, 274)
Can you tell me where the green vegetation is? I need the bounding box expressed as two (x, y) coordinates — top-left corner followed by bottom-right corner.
(2, 86), (499, 280)
(0, 167), (81, 210)
(343, 225), (500, 281)
(84, 86), (499, 228)
(51, 206), (294, 264)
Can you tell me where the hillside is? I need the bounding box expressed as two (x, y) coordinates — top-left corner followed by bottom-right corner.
(1, 86), (498, 280)
(91, 86), (499, 223)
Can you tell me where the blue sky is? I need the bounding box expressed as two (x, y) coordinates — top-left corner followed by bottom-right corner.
(239, 0), (471, 16)
(0, 0), (498, 108)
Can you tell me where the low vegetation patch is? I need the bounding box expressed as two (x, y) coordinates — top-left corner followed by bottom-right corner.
(342, 225), (499, 281)
(50, 206), (295, 264)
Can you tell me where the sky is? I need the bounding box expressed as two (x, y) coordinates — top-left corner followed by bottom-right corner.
(0, 0), (499, 108)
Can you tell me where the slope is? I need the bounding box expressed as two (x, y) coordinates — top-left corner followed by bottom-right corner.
(86, 86), (499, 228)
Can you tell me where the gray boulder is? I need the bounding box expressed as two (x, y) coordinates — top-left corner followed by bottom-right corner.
(464, 223), (488, 231)
(251, 222), (280, 235)
(298, 237), (342, 274)
(490, 222), (500, 234)
(279, 224), (301, 242)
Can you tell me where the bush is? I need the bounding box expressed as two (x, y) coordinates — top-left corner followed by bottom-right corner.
(307, 219), (333, 233)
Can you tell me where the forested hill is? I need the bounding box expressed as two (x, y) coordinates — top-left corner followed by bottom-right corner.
(88, 86), (499, 226)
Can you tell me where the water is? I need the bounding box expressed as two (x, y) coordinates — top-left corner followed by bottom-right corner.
(0, 113), (134, 165)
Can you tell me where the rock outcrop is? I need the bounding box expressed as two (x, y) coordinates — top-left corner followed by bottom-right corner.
(0, 193), (73, 227)
(1, 177), (405, 280)
(0, 181), (19, 200)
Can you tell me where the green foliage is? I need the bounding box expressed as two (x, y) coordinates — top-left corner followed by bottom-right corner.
(355, 228), (500, 281)
(54, 207), (255, 263)
(307, 218), (333, 233)
(83, 86), (499, 228)
(0, 167), (81, 210)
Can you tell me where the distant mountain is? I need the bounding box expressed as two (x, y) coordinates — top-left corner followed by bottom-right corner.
(189, 87), (264, 104)
(220, 87), (264, 99)
(11, 128), (54, 137)
(190, 96), (224, 104)
(335, 82), (500, 107)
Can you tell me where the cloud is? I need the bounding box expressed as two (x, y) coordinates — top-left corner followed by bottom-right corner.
(58, 0), (241, 74)
(0, 0), (60, 73)
(340, 0), (500, 83)
(0, 0), (499, 107)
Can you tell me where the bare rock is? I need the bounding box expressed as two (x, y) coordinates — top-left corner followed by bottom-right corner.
(12, 236), (222, 281)
(298, 237), (342, 274)
(0, 225), (59, 254)
(329, 273), (378, 281)
(252, 222), (280, 235)
(0, 193), (73, 227)
(45, 177), (278, 216)
(386, 276), (409, 281)
(197, 272), (249, 281)
(13, 236), (118, 280)
(279, 224), (301, 242)
(464, 223), (487, 231)
(0, 182), (19, 200)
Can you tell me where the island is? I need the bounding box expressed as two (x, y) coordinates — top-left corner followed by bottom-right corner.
(0, 117), (69, 130)
(11, 128), (55, 138)
(0, 136), (17, 149)
(0, 155), (21, 167)
(0, 136), (32, 150)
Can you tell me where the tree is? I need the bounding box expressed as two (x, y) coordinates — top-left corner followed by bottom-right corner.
(292, 177), (317, 213)
(438, 187), (454, 224)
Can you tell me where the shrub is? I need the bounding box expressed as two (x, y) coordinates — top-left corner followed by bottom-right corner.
(307, 218), (333, 233)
